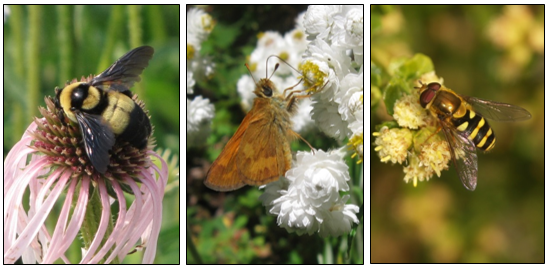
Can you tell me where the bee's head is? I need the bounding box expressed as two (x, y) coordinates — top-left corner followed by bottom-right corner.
(54, 86), (67, 123)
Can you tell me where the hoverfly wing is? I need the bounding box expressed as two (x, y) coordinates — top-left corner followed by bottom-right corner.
(92, 46), (154, 93)
(439, 120), (478, 191)
(463, 96), (532, 122)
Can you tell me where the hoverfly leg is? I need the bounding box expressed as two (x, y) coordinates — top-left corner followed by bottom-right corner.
(419, 125), (443, 149)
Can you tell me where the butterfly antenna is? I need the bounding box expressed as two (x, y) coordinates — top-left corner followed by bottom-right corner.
(267, 55), (301, 73)
(268, 63), (280, 80)
(245, 63), (258, 85)
(266, 55), (316, 86)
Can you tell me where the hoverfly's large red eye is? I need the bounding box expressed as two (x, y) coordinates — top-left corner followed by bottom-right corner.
(427, 82), (441, 91)
(419, 89), (436, 108)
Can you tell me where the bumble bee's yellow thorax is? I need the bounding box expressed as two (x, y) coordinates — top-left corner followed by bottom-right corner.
(103, 92), (135, 135)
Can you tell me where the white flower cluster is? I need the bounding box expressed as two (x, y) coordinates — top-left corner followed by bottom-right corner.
(259, 148), (360, 237)
(303, 5), (364, 146)
(187, 96), (215, 145)
(187, 7), (215, 93)
(187, 8), (216, 146)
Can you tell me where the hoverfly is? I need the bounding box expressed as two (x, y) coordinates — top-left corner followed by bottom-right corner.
(416, 81), (531, 191)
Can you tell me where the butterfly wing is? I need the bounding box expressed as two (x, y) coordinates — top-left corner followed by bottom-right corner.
(204, 107), (258, 191)
(236, 98), (292, 186)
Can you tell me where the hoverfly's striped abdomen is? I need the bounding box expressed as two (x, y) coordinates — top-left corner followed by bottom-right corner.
(452, 109), (496, 151)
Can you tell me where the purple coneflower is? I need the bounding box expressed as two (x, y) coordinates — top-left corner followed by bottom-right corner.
(4, 96), (168, 264)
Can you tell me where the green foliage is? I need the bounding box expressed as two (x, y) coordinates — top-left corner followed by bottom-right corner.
(377, 53), (434, 115)
(188, 196), (269, 264)
(392, 54), (433, 82)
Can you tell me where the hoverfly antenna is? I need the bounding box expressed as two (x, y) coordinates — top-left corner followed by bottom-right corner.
(414, 80), (424, 89)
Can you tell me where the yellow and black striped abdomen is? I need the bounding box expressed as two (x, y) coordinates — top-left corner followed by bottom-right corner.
(452, 109), (496, 151)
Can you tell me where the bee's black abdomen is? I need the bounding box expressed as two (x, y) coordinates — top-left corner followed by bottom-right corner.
(117, 105), (151, 149)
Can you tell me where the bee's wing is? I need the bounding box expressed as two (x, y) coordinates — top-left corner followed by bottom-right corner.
(91, 46), (154, 93)
(463, 96), (531, 122)
(439, 120), (478, 191)
(75, 112), (115, 174)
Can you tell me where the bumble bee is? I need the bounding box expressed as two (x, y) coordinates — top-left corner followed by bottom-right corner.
(54, 46), (154, 174)
(416, 81), (531, 191)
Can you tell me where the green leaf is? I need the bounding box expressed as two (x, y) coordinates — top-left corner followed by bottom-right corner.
(394, 53), (434, 81)
(370, 61), (382, 87)
(374, 121), (399, 132)
(383, 80), (406, 115)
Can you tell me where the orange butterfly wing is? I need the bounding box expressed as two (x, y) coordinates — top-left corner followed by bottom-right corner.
(236, 98), (292, 186)
(204, 106), (258, 191)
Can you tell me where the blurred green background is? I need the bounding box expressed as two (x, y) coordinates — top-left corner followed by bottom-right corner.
(187, 5), (363, 264)
(3, 5), (180, 264)
(371, 5), (543, 263)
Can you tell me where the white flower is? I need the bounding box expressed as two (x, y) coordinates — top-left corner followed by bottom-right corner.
(300, 5), (363, 143)
(349, 111), (363, 137)
(335, 71), (363, 125)
(187, 8), (215, 84)
(318, 195), (360, 238)
(299, 58), (338, 101)
(302, 5), (342, 41)
(294, 11), (306, 30)
(311, 99), (350, 141)
(187, 96), (215, 146)
(291, 97), (314, 133)
(187, 71), (195, 94)
(188, 55), (215, 83)
(331, 6), (364, 53)
(343, 7), (364, 51)
(259, 148), (359, 237)
(249, 31), (288, 76)
(236, 75), (257, 112)
(304, 38), (351, 80)
(284, 28), (308, 59)
(187, 8), (214, 46)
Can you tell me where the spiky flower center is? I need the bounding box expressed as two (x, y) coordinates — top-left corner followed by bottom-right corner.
(31, 94), (154, 180)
